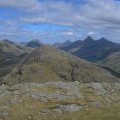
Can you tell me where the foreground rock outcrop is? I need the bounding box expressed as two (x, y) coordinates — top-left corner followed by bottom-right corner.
(0, 81), (120, 120)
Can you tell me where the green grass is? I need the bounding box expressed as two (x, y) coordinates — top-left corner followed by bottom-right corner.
(3, 101), (120, 120)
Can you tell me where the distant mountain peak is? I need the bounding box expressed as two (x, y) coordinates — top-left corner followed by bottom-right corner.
(82, 36), (95, 46)
(86, 35), (93, 39)
(54, 40), (72, 48)
(83, 36), (95, 42)
(2, 39), (15, 44)
(26, 39), (42, 48)
(97, 38), (116, 45)
(63, 40), (72, 44)
(98, 37), (108, 42)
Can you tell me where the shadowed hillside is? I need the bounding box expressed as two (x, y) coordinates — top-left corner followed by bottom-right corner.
(0, 40), (32, 79)
(98, 51), (120, 73)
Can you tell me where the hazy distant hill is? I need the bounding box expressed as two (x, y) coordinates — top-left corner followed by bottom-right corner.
(60, 36), (120, 62)
(25, 39), (42, 48)
(98, 51), (120, 73)
(54, 40), (72, 48)
(3, 45), (119, 85)
(2, 39), (16, 45)
(0, 40), (32, 79)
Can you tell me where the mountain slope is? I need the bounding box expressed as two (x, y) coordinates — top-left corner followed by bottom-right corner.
(0, 40), (32, 79)
(3, 46), (119, 85)
(60, 36), (120, 62)
(98, 51), (120, 73)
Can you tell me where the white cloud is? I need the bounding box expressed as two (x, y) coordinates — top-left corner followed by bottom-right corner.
(0, 0), (37, 8)
(0, 0), (120, 43)
(62, 31), (74, 36)
(88, 32), (95, 35)
(19, 0), (120, 29)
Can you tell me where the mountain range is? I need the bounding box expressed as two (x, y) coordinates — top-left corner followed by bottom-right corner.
(59, 36), (120, 62)
(0, 38), (119, 85)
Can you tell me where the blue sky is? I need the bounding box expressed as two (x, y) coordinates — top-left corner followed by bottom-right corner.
(0, 0), (120, 44)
